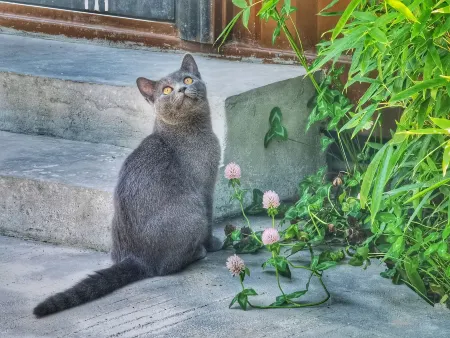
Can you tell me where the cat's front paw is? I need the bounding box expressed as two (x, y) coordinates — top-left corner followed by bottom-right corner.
(205, 236), (223, 252)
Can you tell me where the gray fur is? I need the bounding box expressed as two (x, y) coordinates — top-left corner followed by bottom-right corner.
(33, 54), (222, 317)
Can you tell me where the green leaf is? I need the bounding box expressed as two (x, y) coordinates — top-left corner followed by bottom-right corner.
(283, 0), (291, 14)
(438, 242), (449, 258)
(291, 242), (306, 254)
(331, 0), (362, 41)
(443, 224), (450, 240)
(369, 27), (388, 44)
(397, 128), (450, 135)
(390, 78), (447, 102)
(404, 257), (427, 296)
(320, 135), (335, 152)
(390, 236), (405, 258)
(319, 0), (340, 13)
(424, 232), (440, 243)
(243, 288), (258, 296)
(430, 118), (450, 130)
(348, 256), (364, 266)
(424, 242), (440, 256)
(232, 0), (247, 9)
(370, 144), (394, 222)
(231, 229), (241, 241)
(310, 26), (367, 72)
(271, 295), (288, 306)
(264, 107), (288, 148)
(272, 25), (281, 45)
(316, 261), (337, 271)
(242, 7), (251, 29)
(310, 255), (319, 270)
(429, 44), (444, 73)
(386, 0), (419, 22)
(356, 246), (369, 260)
(352, 11), (377, 22)
(432, 6), (450, 14)
(286, 290), (307, 299)
(237, 293), (248, 310)
(360, 143), (388, 208)
(376, 212), (397, 223)
(245, 267), (251, 277)
(229, 294), (239, 308)
(442, 140), (450, 176)
(405, 178), (450, 203)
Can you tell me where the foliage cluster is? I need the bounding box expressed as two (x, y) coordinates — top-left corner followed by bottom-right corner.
(219, 0), (450, 308)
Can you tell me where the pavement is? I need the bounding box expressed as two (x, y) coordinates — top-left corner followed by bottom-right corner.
(1, 217), (449, 338)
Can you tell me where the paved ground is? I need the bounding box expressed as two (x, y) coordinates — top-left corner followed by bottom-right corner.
(1, 219), (449, 338)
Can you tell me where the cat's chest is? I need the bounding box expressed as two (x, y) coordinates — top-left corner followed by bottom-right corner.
(175, 139), (219, 181)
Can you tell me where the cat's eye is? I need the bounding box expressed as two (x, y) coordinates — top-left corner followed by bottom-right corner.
(163, 87), (173, 95)
(184, 77), (193, 85)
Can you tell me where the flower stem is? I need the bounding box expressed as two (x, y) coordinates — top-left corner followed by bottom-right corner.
(233, 185), (262, 244)
(273, 252), (286, 297)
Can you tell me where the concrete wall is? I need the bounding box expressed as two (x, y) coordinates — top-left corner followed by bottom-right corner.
(214, 77), (324, 218)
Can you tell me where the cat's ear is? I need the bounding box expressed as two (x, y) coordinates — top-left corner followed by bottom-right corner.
(180, 54), (201, 78)
(136, 77), (156, 102)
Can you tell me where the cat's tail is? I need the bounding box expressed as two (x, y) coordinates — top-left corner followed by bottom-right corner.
(33, 257), (146, 318)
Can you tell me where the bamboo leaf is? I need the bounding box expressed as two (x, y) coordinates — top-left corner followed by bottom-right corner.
(371, 145), (394, 222)
(242, 7), (251, 29)
(397, 128), (450, 135)
(386, 0), (419, 23)
(319, 0), (340, 13)
(405, 178), (450, 203)
(428, 44), (443, 73)
(404, 257), (427, 296)
(360, 143), (388, 208)
(390, 78), (447, 102)
(369, 27), (388, 44)
(432, 6), (450, 13)
(232, 0), (248, 9)
(443, 140), (450, 176)
(331, 0), (362, 41)
(431, 118), (450, 130)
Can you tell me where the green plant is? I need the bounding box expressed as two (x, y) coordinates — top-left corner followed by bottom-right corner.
(219, 0), (450, 308)
(223, 163), (351, 310)
(310, 0), (450, 306)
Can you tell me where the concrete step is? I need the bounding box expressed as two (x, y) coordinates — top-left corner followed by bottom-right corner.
(0, 32), (310, 149)
(0, 32), (325, 249)
(0, 130), (130, 250)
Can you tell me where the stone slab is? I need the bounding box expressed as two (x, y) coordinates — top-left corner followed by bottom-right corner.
(1, 226), (449, 338)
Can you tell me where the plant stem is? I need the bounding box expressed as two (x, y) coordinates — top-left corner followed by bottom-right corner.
(307, 205), (322, 236)
(234, 185), (262, 244)
(273, 252), (286, 297)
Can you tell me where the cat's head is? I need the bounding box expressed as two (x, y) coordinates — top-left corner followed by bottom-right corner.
(136, 54), (208, 125)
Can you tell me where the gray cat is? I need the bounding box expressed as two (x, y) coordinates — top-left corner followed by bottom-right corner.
(33, 54), (222, 317)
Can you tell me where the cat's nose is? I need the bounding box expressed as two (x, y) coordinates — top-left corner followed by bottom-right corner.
(178, 86), (186, 93)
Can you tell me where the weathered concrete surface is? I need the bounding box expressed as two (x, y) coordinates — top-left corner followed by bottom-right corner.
(216, 76), (324, 217)
(0, 131), (131, 250)
(0, 33), (312, 152)
(1, 219), (449, 338)
(0, 72), (153, 149)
